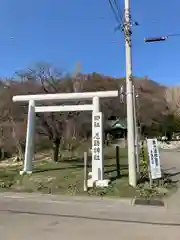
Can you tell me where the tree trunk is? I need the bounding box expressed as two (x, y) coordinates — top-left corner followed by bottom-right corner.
(10, 118), (24, 162)
(0, 147), (5, 161)
(16, 142), (24, 162)
(52, 138), (60, 162)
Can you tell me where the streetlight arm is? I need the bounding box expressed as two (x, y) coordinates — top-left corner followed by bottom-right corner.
(144, 36), (168, 42)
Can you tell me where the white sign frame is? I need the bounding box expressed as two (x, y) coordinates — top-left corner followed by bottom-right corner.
(147, 138), (161, 180)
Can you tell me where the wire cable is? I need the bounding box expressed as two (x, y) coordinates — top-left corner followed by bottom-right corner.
(108, 0), (122, 25)
(167, 33), (180, 37)
(112, 0), (124, 23)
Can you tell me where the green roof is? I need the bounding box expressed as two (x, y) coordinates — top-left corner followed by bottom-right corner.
(106, 118), (127, 130)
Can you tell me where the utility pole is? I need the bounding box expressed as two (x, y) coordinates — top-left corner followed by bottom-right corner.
(124, 0), (137, 187)
(133, 85), (140, 173)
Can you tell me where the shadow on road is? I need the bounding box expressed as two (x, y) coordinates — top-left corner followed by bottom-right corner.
(162, 167), (180, 183)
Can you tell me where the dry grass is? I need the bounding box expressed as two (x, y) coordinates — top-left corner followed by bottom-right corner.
(0, 146), (137, 197)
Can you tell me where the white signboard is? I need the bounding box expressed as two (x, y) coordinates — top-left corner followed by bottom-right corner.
(147, 138), (161, 179)
(92, 112), (103, 181)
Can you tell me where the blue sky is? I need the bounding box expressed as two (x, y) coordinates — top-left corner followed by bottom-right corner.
(0, 0), (180, 85)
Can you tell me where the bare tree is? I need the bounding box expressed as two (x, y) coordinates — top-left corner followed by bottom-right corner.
(165, 87), (180, 116)
(4, 81), (29, 161)
(9, 118), (24, 161)
(16, 62), (85, 162)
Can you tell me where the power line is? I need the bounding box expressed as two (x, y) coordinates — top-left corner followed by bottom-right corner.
(108, 0), (139, 33)
(112, 0), (124, 22)
(108, 0), (123, 25)
(167, 33), (180, 37)
(55, 16), (116, 21)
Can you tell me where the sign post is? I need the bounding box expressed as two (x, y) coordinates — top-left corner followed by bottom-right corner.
(147, 138), (161, 180)
(92, 112), (104, 181)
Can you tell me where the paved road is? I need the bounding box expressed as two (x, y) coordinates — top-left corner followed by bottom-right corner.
(160, 150), (180, 183)
(0, 193), (180, 240)
(160, 150), (180, 208)
(0, 150), (179, 239)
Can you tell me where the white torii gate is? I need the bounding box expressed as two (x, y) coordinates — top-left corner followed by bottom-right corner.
(13, 90), (118, 187)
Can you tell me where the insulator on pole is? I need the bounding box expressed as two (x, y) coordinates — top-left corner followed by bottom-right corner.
(144, 36), (168, 42)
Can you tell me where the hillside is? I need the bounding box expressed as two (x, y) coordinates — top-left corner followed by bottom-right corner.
(84, 74), (168, 125)
(0, 68), (170, 160)
(133, 77), (167, 126)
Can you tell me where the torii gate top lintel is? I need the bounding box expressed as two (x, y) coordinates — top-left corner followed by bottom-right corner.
(12, 90), (119, 102)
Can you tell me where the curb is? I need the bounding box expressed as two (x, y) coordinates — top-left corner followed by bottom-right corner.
(0, 192), (132, 205)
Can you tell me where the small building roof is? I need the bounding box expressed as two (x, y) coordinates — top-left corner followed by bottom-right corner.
(106, 118), (127, 130)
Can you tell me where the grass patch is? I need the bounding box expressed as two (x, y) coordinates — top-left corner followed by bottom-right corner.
(0, 146), (176, 199)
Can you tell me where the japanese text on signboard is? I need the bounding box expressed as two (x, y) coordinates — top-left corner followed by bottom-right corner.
(92, 113), (103, 161)
(152, 140), (159, 167)
(147, 138), (161, 179)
